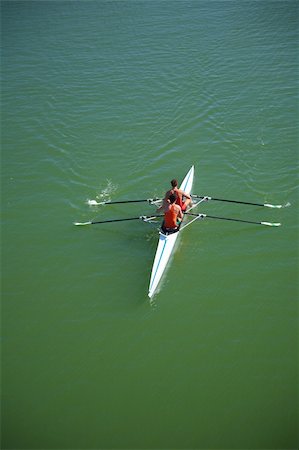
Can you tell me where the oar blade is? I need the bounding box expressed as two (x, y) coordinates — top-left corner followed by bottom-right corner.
(74, 221), (92, 226)
(261, 222), (281, 227)
(87, 199), (103, 206)
(264, 203), (283, 209)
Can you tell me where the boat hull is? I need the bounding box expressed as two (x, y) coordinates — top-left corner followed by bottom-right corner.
(148, 166), (194, 298)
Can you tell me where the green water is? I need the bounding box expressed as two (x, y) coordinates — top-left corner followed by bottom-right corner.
(1, 1), (298, 449)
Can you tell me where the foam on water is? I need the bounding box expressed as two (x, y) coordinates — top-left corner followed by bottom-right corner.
(87, 180), (118, 205)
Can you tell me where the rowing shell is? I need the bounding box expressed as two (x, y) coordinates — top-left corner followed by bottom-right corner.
(148, 166), (194, 298)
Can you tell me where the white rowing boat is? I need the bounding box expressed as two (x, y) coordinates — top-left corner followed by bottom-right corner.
(148, 165), (194, 298)
(74, 166), (282, 297)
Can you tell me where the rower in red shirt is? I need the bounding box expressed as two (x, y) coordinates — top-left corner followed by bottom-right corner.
(161, 193), (183, 232)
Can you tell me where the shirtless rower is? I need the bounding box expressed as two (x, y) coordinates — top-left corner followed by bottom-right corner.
(158, 178), (192, 213)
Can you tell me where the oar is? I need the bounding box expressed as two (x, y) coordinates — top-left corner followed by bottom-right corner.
(74, 215), (163, 226)
(87, 198), (161, 206)
(191, 195), (283, 208)
(185, 212), (281, 227)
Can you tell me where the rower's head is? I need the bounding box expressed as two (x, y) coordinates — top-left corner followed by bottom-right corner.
(169, 193), (177, 204)
(171, 179), (178, 188)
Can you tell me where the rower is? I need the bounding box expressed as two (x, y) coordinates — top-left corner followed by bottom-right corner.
(161, 193), (183, 234)
(159, 178), (192, 213)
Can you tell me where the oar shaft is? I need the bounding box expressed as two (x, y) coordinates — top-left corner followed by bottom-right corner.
(206, 214), (263, 225)
(210, 197), (265, 207)
(191, 195), (281, 208)
(94, 198), (161, 206)
(91, 216), (142, 224)
(185, 213), (281, 227)
(102, 199), (148, 205)
(74, 215), (164, 226)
